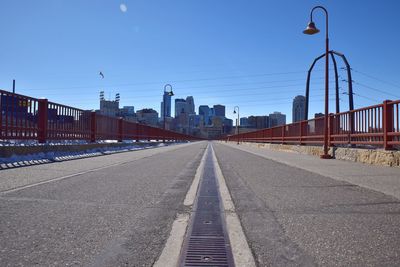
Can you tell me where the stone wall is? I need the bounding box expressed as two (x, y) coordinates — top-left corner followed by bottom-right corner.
(242, 142), (400, 168)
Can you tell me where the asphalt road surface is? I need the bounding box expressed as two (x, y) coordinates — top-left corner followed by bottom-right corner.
(1, 141), (399, 267)
(213, 142), (400, 267)
(0, 142), (207, 266)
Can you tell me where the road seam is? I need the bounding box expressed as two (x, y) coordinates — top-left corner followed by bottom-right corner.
(153, 144), (209, 267)
(211, 144), (257, 267)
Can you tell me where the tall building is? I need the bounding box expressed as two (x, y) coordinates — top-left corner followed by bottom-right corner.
(223, 118), (233, 134)
(136, 108), (159, 126)
(199, 105), (210, 126)
(213, 104), (225, 117)
(240, 117), (250, 127)
(292, 95), (306, 123)
(248, 115), (269, 129)
(175, 98), (187, 117)
(99, 92), (120, 117)
(119, 106), (136, 122)
(269, 112), (286, 127)
(186, 96), (195, 115)
(160, 91), (172, 119)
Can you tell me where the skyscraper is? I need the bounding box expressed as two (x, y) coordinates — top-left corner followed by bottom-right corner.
(160, 91), (172, 119)
(292, 95), (306, 123)
(175, 98), (187, 117)
(213, 104), (225, 117)
(199, 105), (211, 126)
(186, 96), (195, 115)
(269, 112), (286, 127)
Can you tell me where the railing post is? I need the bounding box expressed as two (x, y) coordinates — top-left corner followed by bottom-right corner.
(118, 118), (123, 142)
(299, 121), (303, 145)
(135, 123), (140, 142)
(348, 112), (352, 145)
(328, 113), (334, 147)
(90, 111), (96, 143)
(383, 100), (393, 150)
(37, 99), (48, 143)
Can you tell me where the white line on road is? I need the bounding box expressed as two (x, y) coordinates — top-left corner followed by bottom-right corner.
(153, 144), (209, 267)
(211, 144), (256, 267)
(153, 213), (190, 267)
(184, 145), (209, 206)
(0, 161), (128, 195)
(0, 142), (204, 195)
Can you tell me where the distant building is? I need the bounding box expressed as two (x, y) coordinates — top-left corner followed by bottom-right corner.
(119, 106), (136, 122)
(269, 112), (286, 127)
(210, 108), (215, 117)
(199, 105), (211, 126)
(136, 108), (159, 126)
(189, 114), (200, 128)
(248, 115), (269, 129)
(213, 104), (225, 117)
(292, 95), (306, 123)
(175, 98), (187, 117)
(314, 113), (324, 118)
(186, 96), (195, 115)
(100, 100), (119, 117)
(160, 91), (172, 119)
(99, 92), (120, 117)
(240, 117), (250, 127)
(119, 106), (136, 117)
(223, 118), (233, 134)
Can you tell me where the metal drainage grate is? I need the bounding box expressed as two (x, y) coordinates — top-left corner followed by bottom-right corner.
(180, 146), (234, 267)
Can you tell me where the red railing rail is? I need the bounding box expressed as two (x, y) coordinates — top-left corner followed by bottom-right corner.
(224, 99), (400, 150)
(0, 90), (200, 143)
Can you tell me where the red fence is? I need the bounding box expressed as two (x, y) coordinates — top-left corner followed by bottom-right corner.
(224, 100), (400, 150)
(0, 90), (199, 143)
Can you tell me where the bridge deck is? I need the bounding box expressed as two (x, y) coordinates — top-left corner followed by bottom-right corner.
(0, 141), (399, 266)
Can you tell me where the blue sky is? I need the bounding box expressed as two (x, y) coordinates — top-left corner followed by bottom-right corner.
(1, 0), (400, 123)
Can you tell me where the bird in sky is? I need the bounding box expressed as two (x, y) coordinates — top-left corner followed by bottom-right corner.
(99, 71), (104, 79)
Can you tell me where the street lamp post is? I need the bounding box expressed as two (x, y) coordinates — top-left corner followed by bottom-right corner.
(233, 106), (239, 145)
(163, 84), (174, 143)
(303, 6), (332, 159)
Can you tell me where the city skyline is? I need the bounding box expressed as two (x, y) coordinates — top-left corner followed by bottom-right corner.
(1, 1), (400, 123)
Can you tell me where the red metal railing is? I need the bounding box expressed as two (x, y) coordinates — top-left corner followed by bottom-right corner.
(224, 99), (400, 150)
(0, 90), (199, 143)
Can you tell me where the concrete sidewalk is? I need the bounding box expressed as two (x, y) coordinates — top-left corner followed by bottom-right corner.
(219, 142), (400, 200)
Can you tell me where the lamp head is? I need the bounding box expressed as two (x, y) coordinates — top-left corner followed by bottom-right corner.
(303, 21), (320, 35)
(233, 110), (236, 114)
(168, 91), (174, 96)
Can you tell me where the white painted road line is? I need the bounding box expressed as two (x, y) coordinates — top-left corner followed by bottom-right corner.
(154, 144), (209, 267)
(183, 145), (209, 206)
(153, 213), (190, 267)
(0, 162), (123, 195)
(211, 144), (256, 267)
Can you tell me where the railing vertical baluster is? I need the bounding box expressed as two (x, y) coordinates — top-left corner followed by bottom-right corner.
(118, 118), (123, 142)
(38, 99), (48, 143)
(383, 100), (393, 150)
(90, 111), (96, 142)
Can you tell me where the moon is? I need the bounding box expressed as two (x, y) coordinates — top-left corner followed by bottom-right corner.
(120, 3), (127, 13)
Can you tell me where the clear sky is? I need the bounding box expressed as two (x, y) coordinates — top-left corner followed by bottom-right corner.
(1, 0), (400, 123)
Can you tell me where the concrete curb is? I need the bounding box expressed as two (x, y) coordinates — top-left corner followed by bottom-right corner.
(0, 142), (175, 158)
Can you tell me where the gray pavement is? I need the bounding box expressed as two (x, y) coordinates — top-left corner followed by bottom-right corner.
(1, 140), (400, 266)
(213, 142), (400, 267)
(220, 142), (400, 200)
(0, 141), (207, 266)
